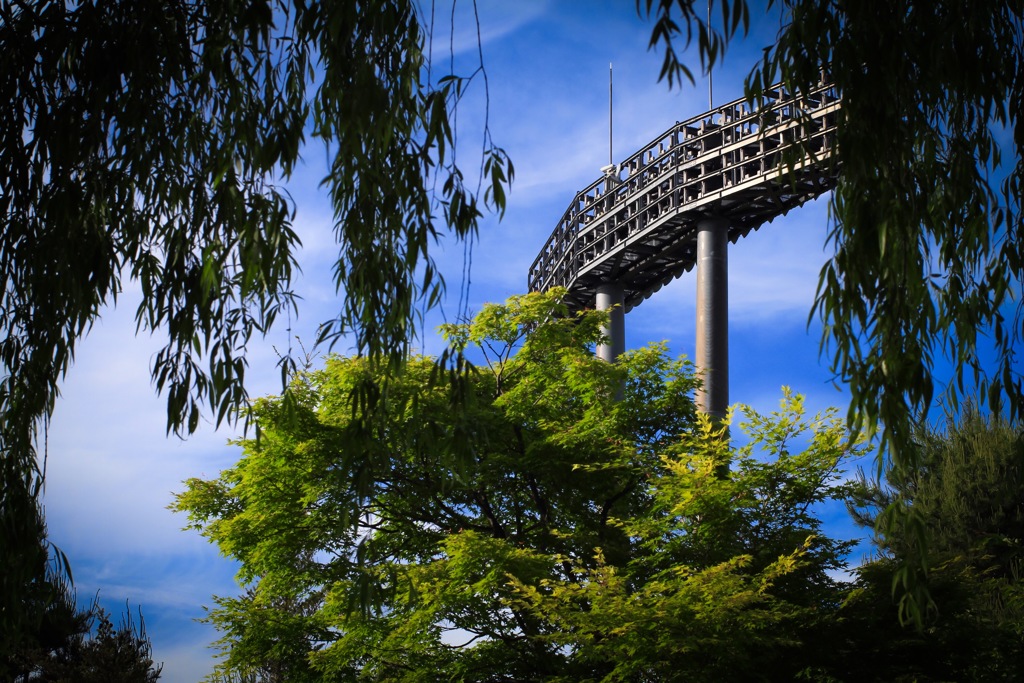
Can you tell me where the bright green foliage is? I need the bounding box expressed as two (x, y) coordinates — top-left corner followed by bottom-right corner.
(175, 291), (865, 681)
(641, 0), (1024, 623)
(510, 393), (862, 683)
(0, 0), (510, 643)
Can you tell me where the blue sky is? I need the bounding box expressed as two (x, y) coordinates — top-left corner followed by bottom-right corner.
(41, 2), (863, 680)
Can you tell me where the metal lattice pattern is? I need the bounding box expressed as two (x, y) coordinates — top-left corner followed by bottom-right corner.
(528, 79), (841, 312)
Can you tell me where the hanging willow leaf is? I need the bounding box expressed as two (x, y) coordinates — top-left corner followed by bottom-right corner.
(639, 0), (1024, 626)
(0, 0), (511, 644)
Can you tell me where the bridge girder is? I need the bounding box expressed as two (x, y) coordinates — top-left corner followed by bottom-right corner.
(529, 80), (841, 314)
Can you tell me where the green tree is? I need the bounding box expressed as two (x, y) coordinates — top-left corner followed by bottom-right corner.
(0, 0), (510, 643)
(1, 479), (81, 676)
(509, 391), (863, 683)
(819, 409), (1024, 681)
(174, 290), (865, 681)
(1, 497), (161, 682)
(853, 409), (1024, 589)
(34, 603), (163, 683)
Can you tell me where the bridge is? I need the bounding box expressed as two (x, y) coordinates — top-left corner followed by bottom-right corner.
(528, 77), (840, 417)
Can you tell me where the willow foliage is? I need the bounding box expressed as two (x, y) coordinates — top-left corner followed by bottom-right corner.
(0, 0), (511, 639)
(0, 0), (511, 444)
(643, 0), (1024, 480)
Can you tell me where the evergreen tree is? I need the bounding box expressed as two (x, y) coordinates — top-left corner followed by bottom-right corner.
(36, 604), (163, 683)
(815, 410), (1024, 681)
(2, 499), (161, 682)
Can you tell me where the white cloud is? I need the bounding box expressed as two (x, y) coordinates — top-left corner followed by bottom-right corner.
(729, 196), (833, 322)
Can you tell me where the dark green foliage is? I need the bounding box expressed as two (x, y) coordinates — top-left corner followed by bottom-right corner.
(812, 559), (1024, 683)
(1, 469), (50, 664)
(853, 409), (1024, 583)
(812, 410), (1024, 681)
(0, 0), (511, 645)
(33, 604), (163, 683)
(1, 562), (86, 681)
(1, 499), (161, 682)
(1, 478), (78, 677)
(175, 291), (865, 681)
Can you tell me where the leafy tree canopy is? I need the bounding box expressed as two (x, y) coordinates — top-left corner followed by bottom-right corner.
(174, 290), (866, 681)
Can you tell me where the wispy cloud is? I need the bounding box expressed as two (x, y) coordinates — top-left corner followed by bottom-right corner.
(422, 0), (550, 62)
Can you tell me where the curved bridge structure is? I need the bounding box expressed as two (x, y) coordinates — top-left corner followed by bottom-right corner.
(529, 77), (841, 417)
(529, 78), (840, 311)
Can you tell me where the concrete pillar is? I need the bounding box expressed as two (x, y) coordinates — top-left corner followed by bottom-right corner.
(596, 282), (625, 362)
(695, 216), (729, 420)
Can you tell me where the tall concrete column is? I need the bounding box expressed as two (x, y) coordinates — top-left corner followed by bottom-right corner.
(695, 216), (729, 420)
(596, 282), (625, 362)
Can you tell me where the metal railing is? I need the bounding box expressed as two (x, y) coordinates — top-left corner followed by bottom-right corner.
(528, 78), (841, 312)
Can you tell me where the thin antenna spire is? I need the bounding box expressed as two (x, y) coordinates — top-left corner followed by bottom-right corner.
(707, 0), (713, 109)
(608, 62), (613, 167)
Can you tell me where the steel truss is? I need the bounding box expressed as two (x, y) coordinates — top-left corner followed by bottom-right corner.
(528, 78), (841, 312)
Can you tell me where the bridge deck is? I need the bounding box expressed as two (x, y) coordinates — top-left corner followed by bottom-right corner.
(528, 80), (841, 312)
